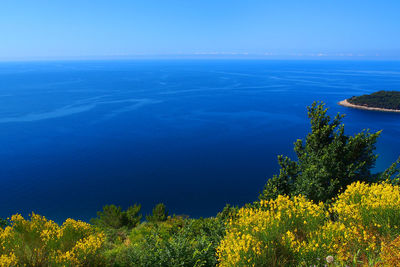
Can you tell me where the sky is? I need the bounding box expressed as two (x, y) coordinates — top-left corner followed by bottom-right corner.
(1, 0), (400, 60)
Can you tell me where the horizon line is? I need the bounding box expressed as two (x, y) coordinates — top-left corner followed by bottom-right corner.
(1, 54), (400, 63)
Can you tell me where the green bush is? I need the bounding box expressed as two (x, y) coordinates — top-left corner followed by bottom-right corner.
(0, 213), (106, 266)
(146, 203), (168, 223)
(91, 204), (142, 230)
(103, 216), (225, 266)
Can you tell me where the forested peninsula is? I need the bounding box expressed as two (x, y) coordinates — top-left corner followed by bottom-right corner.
(339, 90), (400, 112)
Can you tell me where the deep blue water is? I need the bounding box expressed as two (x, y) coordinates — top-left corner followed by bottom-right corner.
(0, 60), (399, 222)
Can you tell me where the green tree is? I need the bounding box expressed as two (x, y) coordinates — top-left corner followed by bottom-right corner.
(91, 204), (125, 229)
(260, 101), (381, 203)
(123, 204), (142, 228)
(146, 203), (168, 223)
(91, 204), (142, 229)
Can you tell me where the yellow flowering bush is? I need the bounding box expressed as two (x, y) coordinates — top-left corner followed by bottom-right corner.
(2, 182), (400, 266)
(217, 182), (400, 266)
(0, 213), (105, 266)
(332, 181), (400, 238)
(0, 253), (16, 267)
(54, 232), (105, 266)
(327, 181), (400, 264)
(379, 235), (400, 266)
(217, 195), (327, 266)
(302, 221), (378, 264)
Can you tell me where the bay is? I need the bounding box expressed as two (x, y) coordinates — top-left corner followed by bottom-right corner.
(0, 60), (399, 222)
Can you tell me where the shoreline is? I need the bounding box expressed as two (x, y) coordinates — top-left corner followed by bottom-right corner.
(338, 99), (400, 113)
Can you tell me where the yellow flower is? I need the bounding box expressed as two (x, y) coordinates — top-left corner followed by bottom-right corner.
(0, 212), (105, 266)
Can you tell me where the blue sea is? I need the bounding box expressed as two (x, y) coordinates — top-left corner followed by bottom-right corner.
(0, 60), (399, 222)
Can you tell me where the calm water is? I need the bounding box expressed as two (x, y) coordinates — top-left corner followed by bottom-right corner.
(0, 60), (399, 222)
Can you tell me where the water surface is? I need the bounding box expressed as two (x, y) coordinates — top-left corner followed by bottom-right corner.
(0, 60), (399, 222)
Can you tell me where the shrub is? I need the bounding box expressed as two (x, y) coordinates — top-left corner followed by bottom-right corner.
(104, 216), (225, 266)
(300, 181), (400, 265)
(124, 205), (142, 228)
(218, 182), (400, 266)
(146, 203), (168, 223)
(91, 205), (125, 229)
(298, 220), (378, 265)
(91, 204), (142, 230)
(379, 236), (400, 266)
(217, 195), (327, 266)
(216, 204), (239, 222)
(332, 181), (400, 238)
(0, 213), (105, 266)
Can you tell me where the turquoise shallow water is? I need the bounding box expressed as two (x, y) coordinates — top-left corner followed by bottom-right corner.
(0, 60), (399, 222)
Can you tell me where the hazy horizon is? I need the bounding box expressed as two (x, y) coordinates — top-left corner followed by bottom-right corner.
(1, 55), (400, 63)
(1, 0), (399, 61)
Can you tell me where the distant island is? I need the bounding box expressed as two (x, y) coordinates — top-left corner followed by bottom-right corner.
(339, 90), (400, 113)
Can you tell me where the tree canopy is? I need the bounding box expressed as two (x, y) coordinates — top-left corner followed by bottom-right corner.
(146, 203), (169, 223)
(91, 203), (142, 229)
(260, 101), (382, 203)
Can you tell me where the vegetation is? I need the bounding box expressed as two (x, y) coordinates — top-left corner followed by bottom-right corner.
(348, 90), (400, 110)
(218, 182), (400, 266)
(0, 213), (105, 266)
(260, 101), (381, 203)
(103, 216), (226, 266)
(1, 102), (400, 266)
(0, 218), (7, 229)
(145, 203), (168, 223)
(91, 204), (142, 229)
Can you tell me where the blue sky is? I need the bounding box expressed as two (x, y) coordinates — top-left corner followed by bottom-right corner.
(1, 0), (399, 60)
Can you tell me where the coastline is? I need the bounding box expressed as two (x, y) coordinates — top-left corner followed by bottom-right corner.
(338, 99), (400, 113)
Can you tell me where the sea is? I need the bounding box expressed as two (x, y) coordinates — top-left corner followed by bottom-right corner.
(0, 60), (399, 222)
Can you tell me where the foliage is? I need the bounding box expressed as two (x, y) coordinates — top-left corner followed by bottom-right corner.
(124, 205), (142, 229)
(0, 219), (7, 229)
(103, 216), (226, 266)
(5, 181), (400, 267)
(300, 181), (400, 265)
(379, 236), (400, 266)
(146, 203), (168, 223)
(332, 181), (400, 239)
(91, 204), (142, 229)
(260, 101), (381, 203)
(218, 181), (400, 266)
(381, 157), (400, 185)
(217, 195), (327, 266)
(348, 90), (400, 110)
(216, 204), (239, 222)
(0, 213), (105, 266)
